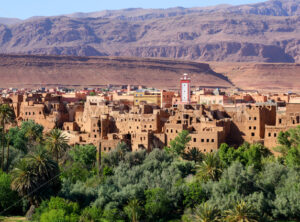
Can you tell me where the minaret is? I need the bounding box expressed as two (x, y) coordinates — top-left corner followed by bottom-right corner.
(180, 73), (191, 104)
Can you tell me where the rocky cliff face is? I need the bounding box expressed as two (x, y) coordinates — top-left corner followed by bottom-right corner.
(0, 0), (300, 62)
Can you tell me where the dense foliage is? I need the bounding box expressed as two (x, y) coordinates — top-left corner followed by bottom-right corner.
(0, 104), (300, 222)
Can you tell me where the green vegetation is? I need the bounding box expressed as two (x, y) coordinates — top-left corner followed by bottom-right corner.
(0, 104), (300, 221)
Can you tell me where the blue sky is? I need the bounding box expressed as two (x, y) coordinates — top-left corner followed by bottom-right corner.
(2, 0), (265, 19)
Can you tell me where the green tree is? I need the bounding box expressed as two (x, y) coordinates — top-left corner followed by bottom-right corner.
(45, 129), (69, 163)
(196, 153), (223, 181)
(11, 159), (38, 206)
(102, 142), (130, 168)
(218, 143), (239, 167)
(61, 161), (92, 183)
(0, 170), (21, 215)
(69, 144), (96, 169)
(11, 149), (60, 206)
(166, 130), (191, 156)
(124, 199), (143, 222)
(275, 126), (300, 156)
(273, 168), (300, 219)
(38, 197), (80, 222)
(25, 149), (60, 184)
(145, 188), (170, 221)
(186, 203), (220, 222)
(182, 147), (204, 162)
(8, 120), (44, 154)
(285, 146), (300, 167)
(224, 201), (258, 222)
(79, 206), (103, 222)
(184, 182), (206, 208)
(0, 104), (15, 171)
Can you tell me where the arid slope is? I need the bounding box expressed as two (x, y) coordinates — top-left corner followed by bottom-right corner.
(0, 54), (298, 92)
(210, 62), (300, 92)
(0, 54), (232, 89)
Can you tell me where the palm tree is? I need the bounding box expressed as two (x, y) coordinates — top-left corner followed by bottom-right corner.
(45, 129), (69, 163)
(25, 148), (59, 181)
(25, 122), (43, 147)
(182, 147), (204, 162)
(196, 153), (223, 181)
(224, 201), (258, 222)
(11, 149), (60, 206)
(0, 104), (16, 170)
(124, 199), (143, 222)
(188, 203), (220, 222)
(11, 159), (38, 205)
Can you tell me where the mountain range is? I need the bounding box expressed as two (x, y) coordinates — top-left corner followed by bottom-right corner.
(0, 0), (300, 62)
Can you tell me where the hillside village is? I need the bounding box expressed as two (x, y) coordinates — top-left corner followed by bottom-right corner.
(1, 74), (299, 154)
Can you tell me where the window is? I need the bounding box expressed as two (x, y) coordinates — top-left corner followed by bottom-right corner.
(104, 147), (107, 151)
(171, 129), (173, 133)
(109, 147), (111, 151)
(201, 139), (204, 142)
(207, 139), (209, 142)
(249, 117), (251, 120)
(193, 138), (196, 142)
(254, 126), (256, 130)
(268, 133), (271, 137)
(274, 133), (277, 137)
(254, 117), (257, 120)
(150, 125), (152, 128)
(211, 139), (215, 142)
(279, 119), (282, 124)
(251, 133), (255, 137)
(94, 135), (97, 138)
(39, 111), (42, 115)
(249, 126), (252, 130)
(166, 129), (169, 133)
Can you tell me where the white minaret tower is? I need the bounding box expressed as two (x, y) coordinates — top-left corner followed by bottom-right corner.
(180, 73), (191, 104)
